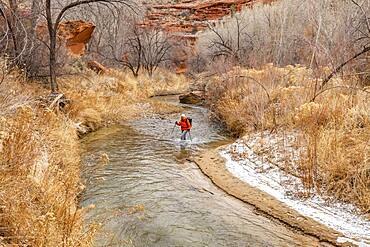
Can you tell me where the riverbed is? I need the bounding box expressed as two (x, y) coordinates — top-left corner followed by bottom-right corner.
(80, 97), (330, 247)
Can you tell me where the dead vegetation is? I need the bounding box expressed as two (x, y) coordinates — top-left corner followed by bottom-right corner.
(195, 0), (370, 214)
(206, 64), (370, 213)
(0, 63), (187, 246)
(60, 68), (188, 134)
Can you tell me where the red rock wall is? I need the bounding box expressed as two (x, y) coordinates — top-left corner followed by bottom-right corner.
(37, 20), (96, 56)
(140, 0), (266, 35)
(140, 0), (275, 73)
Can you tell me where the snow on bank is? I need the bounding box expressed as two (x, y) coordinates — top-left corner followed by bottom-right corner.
(221, 139), (370, 246)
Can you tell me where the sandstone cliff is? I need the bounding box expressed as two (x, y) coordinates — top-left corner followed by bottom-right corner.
(140, 0), (275, 73)
(141, 0), (274, 36)
(37, 20), (95, 56)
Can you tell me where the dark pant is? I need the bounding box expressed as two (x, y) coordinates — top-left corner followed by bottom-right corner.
(181, 130), (189, 140)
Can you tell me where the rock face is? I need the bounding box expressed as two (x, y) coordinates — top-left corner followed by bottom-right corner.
(141, 0), (274, 36)
(141, 0), (246, 35)
(140, 0), (275, 73)
(59, 21), (96, 56)
(179, 91), (205, 105)
(37, 20), (96, 56)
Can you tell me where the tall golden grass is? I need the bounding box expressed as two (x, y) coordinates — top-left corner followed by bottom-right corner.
(61, 69), (188, 134)
(0, 106), (97, 246)
(207, 64), (370, 213)
(0, 64), (188, 246)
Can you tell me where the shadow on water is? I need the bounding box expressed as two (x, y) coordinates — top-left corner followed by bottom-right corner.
(80, 97), (318, 247)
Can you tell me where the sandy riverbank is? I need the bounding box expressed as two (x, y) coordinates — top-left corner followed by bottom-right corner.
(193, 147), (350, 247)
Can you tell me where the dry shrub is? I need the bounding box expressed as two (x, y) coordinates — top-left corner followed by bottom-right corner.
(208, 65), (312, 136)
(59, 68), (188, 134)
(0, 106), (96, 246)
(208, 64), (370, 212)
(216, 96), (251, 135)
(0, 72), (41, 116)
(295, 89), (370, 212)
(0, 65), (188, 245)
(294, 102), (329, 128)
(149, 101), (183, 115)
(143, 70), (188, 96)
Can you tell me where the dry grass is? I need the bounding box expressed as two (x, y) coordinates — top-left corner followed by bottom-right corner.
(148, 101), (184, 115)
(0, 72), (94, 246)
(207, 64), (370, 213)
(0, 64), (188, 246)
(60, 69), (188, 134)
(0, 106), (97, 246)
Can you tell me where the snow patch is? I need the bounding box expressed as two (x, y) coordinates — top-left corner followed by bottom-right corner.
(221, 139), (370, 246)
(337, 237), (370, 247)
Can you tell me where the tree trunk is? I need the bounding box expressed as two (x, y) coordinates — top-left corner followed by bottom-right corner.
(6, 0), (20, 64)
(49, 34), (58, 92)
(31, 0), (40, 38)
(45, 0), (58, 92)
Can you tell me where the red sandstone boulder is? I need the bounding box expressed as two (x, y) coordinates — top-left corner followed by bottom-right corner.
(179, 91), (205, 105)
(87, 60), (107, 74)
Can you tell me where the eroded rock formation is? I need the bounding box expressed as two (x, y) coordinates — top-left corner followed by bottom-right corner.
(37, 20), (96, 56)
(141, 0), (274, 36)
(140, 0), (275, 73)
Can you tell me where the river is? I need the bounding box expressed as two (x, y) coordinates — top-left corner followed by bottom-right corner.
(80, 97), (325, 247)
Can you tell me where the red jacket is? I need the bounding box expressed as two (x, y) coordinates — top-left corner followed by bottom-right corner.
(176, 118), (191, 131)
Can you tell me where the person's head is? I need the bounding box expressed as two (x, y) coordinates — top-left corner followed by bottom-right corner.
(181, 113), (186, 121)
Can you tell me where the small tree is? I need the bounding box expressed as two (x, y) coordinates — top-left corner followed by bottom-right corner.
(141, 28), (171, 76)
(204, 16), (252, 64)
(318, 0), (370, 90)
(93, 22), (171, 77)
(106, 25), (143, 77)
(122, 27), (142, 77)
(43, 0), (134, 92)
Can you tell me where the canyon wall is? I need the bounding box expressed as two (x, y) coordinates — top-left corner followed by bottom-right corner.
(140, 0), (275, 73)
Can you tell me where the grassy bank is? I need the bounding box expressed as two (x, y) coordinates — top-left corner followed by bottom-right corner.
(206, 64), (369, 214)
(0, 67), (187, 246)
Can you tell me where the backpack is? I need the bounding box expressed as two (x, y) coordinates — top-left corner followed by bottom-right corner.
(187, 118), (192, 128)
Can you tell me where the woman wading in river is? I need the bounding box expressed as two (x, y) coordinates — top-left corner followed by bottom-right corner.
(175, 114), (192, 140)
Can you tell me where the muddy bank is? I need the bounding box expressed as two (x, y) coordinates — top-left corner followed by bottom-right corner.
(193, 147), (348, 247)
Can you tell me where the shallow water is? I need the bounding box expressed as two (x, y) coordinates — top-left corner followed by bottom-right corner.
(81, 97), (319, 247)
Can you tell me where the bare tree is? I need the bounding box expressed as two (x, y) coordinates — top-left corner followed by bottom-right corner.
(89, 15), (171, 77)
(318, 0), (370, 90)
(103, 24), (143, 77)
(141, 28), (171, 76)
(0, 0), (30, 67)
(205, 16), (251, 64)
(121, 27), (142, 77)
(43, 0), (134, 92)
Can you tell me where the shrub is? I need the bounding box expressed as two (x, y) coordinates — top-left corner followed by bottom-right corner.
(207, 65), (369, 212)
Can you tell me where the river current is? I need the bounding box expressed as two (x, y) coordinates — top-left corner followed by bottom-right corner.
(81, 97), (320, 247)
